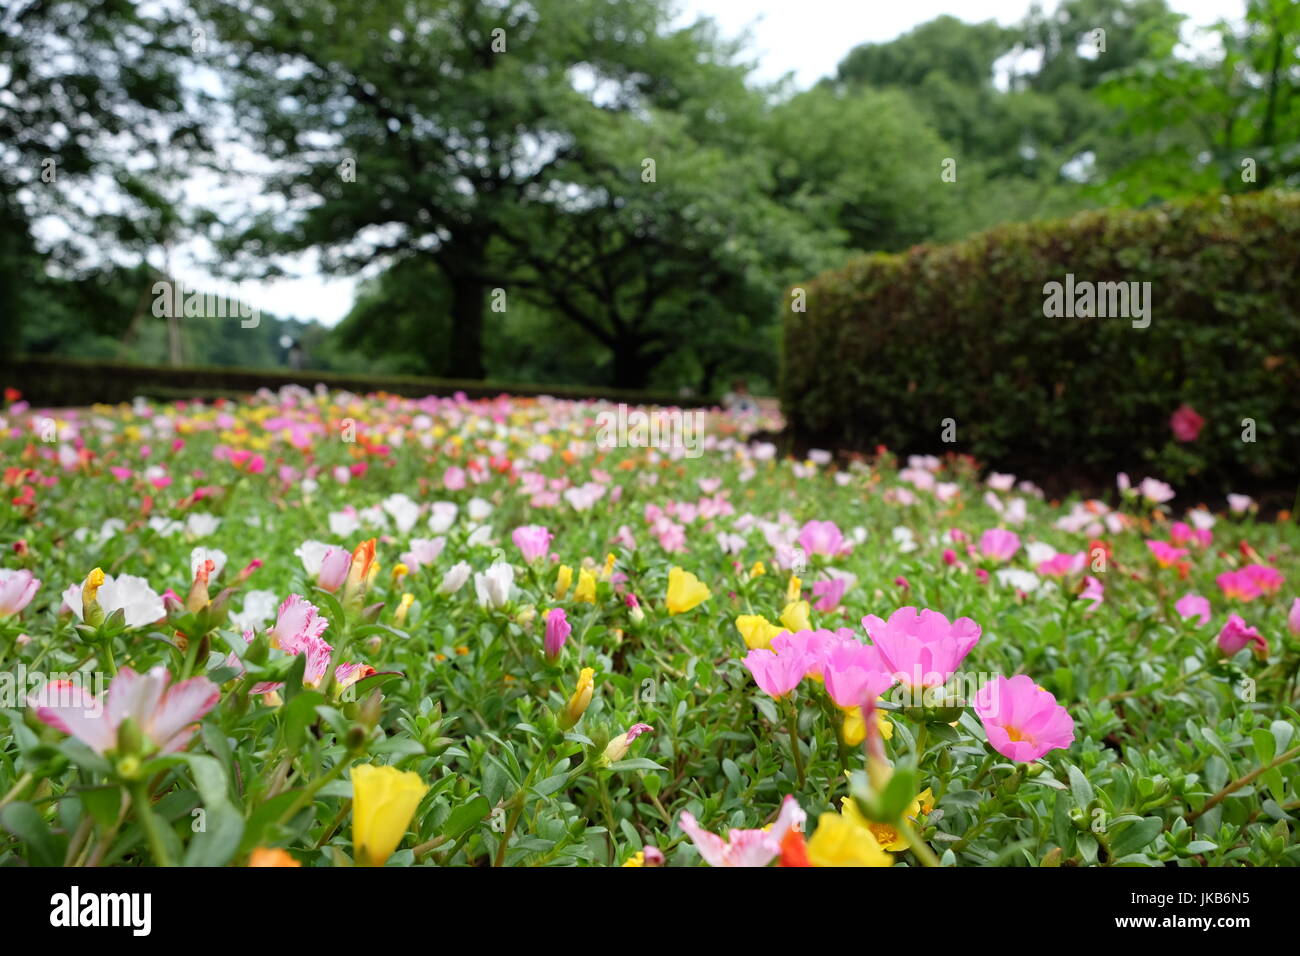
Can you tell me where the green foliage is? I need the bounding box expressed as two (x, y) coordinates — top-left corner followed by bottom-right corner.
(781, 190), (1300, 490)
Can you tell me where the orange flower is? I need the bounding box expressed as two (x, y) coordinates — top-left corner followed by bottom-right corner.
(248, 847), (301, 867)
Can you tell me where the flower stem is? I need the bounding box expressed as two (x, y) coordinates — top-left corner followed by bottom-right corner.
(786, 698), (806, 790)
(131, 782), (174, 867)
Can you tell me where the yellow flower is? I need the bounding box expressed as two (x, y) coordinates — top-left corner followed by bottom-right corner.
(805, 812), (892, 867)
(666, 567), (710, 615)
(394, 593), (414, 625)
(786, 574), (802, 603)
(560, 667), (595, 728)
(841, 788), (935, 852)
(779, 600), (811, 633)
(749, 561), (766, 579)
(839, 703), (894, 746)
(622, 851), (646, 867)
(602, 553), (617, 579)
(391, 563), (409, 583)
(555, 564), (573, 600)
(574, 568), (598, 604)
(82, 567), (107, 626)
(350, 764), (429, 866)
(735, 614), (786, 651)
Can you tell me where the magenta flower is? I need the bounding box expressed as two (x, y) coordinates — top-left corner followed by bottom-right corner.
(1290, 598), (1300, 636)
(511, 524), (553, 563)
(1217, 614), (1267, 658)
(543, 607), (570, 661)
(29, 665), (219, 755)
(678, 794), (805, 867)
(0, 569), (39, 616)
(771, 628), (858, 680)
(861, 607), (981, 689)
(1037, 552), (1086, 577)
(811, 577), (848, 613)
(1174, 593), (1211, 625)
(974, 675), (1074, 763)
(798, 520), (845, 557)
(822, 640), (894, 709)
(1146, 540), (1188, 568)
(1080, 575), (1105, 608)
(1169, 404), (1205, 442)
(1243, 564), (1284, 594)
(979, 528), (1020, 563)
(742, 646), (810, 698)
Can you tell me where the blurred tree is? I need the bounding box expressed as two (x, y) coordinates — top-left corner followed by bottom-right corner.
(0, 0), (206, 350)
(1094, 0), (1300, 202)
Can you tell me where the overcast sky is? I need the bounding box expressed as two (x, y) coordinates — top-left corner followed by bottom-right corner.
(169, 0), (1240, 328)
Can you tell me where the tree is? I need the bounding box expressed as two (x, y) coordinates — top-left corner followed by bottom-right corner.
(197, 0), (745, 380)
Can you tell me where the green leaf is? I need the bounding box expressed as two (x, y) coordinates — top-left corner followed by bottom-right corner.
(1, 802), (66, 866)
(1110, 817), (1163, 857)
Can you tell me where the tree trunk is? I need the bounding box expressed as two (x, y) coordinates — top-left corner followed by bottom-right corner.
(448, 269), (486, 379)
(612, 337), (652, 390)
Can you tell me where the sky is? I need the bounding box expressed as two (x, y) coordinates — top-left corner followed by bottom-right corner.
(168, 0), (1239, 328)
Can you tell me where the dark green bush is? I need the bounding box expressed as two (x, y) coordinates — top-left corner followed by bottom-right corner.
(1, 356), (713, 409)
(781, 191), (1300, 491)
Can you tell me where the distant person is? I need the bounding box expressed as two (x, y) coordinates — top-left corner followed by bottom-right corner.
(722, 379), (758, 415)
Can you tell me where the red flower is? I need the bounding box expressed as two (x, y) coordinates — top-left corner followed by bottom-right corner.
(1170, 404), (1205, 442)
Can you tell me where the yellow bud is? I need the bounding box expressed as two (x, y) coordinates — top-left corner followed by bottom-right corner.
(350, 764), (429, 867)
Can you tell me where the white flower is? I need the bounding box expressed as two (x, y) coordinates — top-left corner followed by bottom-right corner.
(401, 537), (447, 569)
(359, 505), (388, 528)
(438, 561), (472, 595)
(995, 569), (1041, 593)
(1024, 542), (1057, 566)
(191, 546), (228, 581)
(98, 518), (126, 542)
(467, 497), (493, 521)
(186, 513), (221, 537)
(986, 472), (1016, 492)
(230, 589), (279, 631)
(466, 525), (493, 548)
(428, 501), (458, 534)
(148, 516), (182, 537)
(329, 508), (361, 537)
(1227, 494), (1254, 514)
(474, 562), (515, 609)
(717, 532), (746, 555)
(294, 540), (334, 576)
(1004, 498), (1028, 526)
(382, 493), (421, 534)
(891, 526), (917, 553)
(1187, 507), (1216, 530)
(62, 573), (165, 629)
(1139, 477), (1175, 504)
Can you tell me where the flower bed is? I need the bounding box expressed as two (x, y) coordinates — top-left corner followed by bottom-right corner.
(0, 387), (1296, 867)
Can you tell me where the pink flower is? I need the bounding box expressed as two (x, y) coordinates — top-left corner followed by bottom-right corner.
(317, 546), (352, 592)
(822, 641), (894, 709)
(974, 675), (1074, 762)
(742, 646), (810, 698)
(1080, 575), (1105, 608)
(1169, 522), (1211, 548)
(443, 466), (467, 491)
(1216, 614), (1267, 658)
(979, 528), (1020, 563)
(543, 607), (570, 661)
(678, 795), (805, 867)
(1174, 593), (1211, 625)
(811, 577), (848, 613)
(771, 628), (857, 680)
(1217, 570), (1260, 601)
(0, 569), (39, 616)
(1037, 552), (1086, 577)
(29, 665), (218, 755)
(1147, 540), (1188, 568)
(798, 520), (845, 557)
(861, 607), (981, 689)
(1169, 404), (1205, 442)
(399, 537), (446, 571)
(1243, 564), (1284, 594)
(1139, 477), (1176, 504)
(1289, 598), (1300, 636)
(269, 594), (331, 668)
(511, 524), (553, 563)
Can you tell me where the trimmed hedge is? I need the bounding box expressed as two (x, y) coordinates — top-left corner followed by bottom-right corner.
(782, 190), (1300, 491)
(2, 355), (715, 409)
